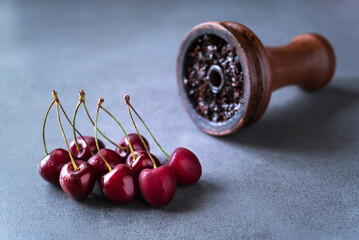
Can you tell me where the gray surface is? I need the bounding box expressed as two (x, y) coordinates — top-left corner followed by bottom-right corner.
(0, 0), (358, 239)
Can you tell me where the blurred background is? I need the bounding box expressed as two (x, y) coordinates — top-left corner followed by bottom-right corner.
(0, 0), (358, 239)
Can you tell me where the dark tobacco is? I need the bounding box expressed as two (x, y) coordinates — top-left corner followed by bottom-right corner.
(184, 34), (244, 122)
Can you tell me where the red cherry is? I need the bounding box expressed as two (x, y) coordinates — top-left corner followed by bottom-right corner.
(126, 150), (161, 176)
(88, 149), (125, 179)
(100, 164), (139, 204)
(165, 147), (202, 186)
(38, 148), (70, 185)
(69, 136), (105, 161)
(59, 160), (96, 200)
(116, 133), (149, 158)
(139, 165), (176, 207)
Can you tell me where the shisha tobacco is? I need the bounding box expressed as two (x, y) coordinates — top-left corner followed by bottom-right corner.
(184, 34), (244, 122)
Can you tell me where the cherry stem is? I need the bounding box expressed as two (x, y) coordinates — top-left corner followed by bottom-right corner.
(127, 100), (171, 159)
(99, 105), (136, 161)
(124, 95), (157, 169)
(80, 91), (124, 151)
(59, 103), (94, 156)
(53, 91), (78, 171)
(95, 98), (112, 172)
(42, 100), (55, 155)
(72, 101), (82, 152)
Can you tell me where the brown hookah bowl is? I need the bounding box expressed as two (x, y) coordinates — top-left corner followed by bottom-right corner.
(176, 21), (336, 136)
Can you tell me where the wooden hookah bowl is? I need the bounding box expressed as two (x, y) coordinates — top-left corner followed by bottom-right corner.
(176, 21), (336, 136)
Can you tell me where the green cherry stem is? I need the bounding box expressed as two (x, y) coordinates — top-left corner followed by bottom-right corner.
(59, 102), (94, 156)
(95, 98), (112, 172)
(72, 100), (82, 152)
(124, 95), (157, 169)
(99, 104), (136, 161)
(126, 98), (171, 159)
(78, 90), (124, 151)
(53, 91), (78, 171)
(42, 100), (55, 155)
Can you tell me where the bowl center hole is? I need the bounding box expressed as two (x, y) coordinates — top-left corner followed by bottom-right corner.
(208, 65), (224, 93)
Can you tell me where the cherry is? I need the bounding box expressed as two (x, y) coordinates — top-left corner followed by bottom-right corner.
(126, 150), (161, 176)
(124, 94), (176, 207)
(48, 91), (95, 201)
(124, 95), (176, 207)
(59, 160), (96, 201)
(139, 165), (177, 207)
(88, 149), (125, 179)
(100, 164), (138, 204)
(94, 98), (139, 204)
(124, 95), (202, 186)
(38, 148), (70, 185)
(69, 136), (105, 161)
(116, 133), (149, 158)
(95, 98), (138, 204)
(165, 147), (202, 185)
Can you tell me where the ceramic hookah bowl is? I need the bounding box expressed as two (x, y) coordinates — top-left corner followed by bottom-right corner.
(176, 21), (336, 135)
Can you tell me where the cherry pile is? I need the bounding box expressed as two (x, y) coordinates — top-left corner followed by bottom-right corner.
(39, 90), (202, 207)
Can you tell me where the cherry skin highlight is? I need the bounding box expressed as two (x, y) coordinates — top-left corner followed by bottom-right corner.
(69, 136), (105, 161)
(116, 133), (149, 158)
(88, 149), (125, 179)
(126, 150), (161, 176)
(164, 147), (202, 186)
(139, 165), (177, 207)
(100, 164), (138, 204)
(38, 148), (71, 185)
(59, 160), (96, 200)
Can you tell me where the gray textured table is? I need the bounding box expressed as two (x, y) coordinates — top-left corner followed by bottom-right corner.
(0, 1), (358, 239)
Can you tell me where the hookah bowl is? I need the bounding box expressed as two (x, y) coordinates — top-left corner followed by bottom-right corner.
(176, 21), (336, 136)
